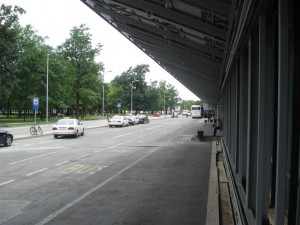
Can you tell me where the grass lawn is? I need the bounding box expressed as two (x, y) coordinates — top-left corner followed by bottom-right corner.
(0, 114), (109, 127)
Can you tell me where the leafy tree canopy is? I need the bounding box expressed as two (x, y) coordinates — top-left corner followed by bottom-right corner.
(0, 4), (25, 97)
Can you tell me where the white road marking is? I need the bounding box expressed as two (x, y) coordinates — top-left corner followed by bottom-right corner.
(0, 179), (16, 187)
(77, 154), (89, 159)
(107, 143), (122, 148)
(93, 149), (105, 153)
(112, 126), (161, 138)
(55, 161), (70, 166)
(13, 147), (64, 151)
(26, 168), (48, 177)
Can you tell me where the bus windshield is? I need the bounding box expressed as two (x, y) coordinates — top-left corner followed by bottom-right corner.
(191, 105), (202, 118)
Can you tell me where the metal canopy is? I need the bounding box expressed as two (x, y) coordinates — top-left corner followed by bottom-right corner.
(81, 0), (235, 105)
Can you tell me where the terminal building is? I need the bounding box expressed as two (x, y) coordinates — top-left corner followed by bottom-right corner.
(81, 0), (298, 224)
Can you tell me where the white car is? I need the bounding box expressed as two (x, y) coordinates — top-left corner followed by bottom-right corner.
(52, 119), (84, 138)
(172, 112), (178, 118)
(108, 116), (129, 127)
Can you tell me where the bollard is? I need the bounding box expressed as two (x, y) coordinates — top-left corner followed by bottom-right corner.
(197, 131), (204, 139)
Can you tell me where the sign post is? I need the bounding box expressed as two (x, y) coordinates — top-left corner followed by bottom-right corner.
(32, 97), (39, 123)
(116, 103), (121, 115)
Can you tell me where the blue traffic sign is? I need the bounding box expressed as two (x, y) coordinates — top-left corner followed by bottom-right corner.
(32, 97), (39, 110)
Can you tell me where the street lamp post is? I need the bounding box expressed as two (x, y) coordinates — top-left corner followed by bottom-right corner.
(130, 80), (139, 114)
(46, 53), (49, 122)
(164, 90), (166, 117)
(102, 84), (104, 116)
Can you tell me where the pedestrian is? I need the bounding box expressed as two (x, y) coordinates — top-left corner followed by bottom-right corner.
(208, 111), (212, 123)
(213, 118), (222, 136)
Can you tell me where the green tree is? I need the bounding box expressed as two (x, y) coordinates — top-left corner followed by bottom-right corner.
(11, 25), (51, 120)
(58, 24), (102, 118)
(108, 64), (150, 113)
(0, 4), (25, 114)
(46, 51), (74, 115)
(157, 81), (179, 114)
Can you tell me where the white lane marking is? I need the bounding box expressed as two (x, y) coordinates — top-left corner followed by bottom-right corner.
(112, 131), (138, 138)
(77, 154), (89, 159)
(107, 143), (122, 148)
(26, 168), (48, 177)
(13, 147), (64, 151)
(36, 146), (162, 225)
(93, 149), (105, 153)
(0, 179), (16, 187)
(55, 161), (70, 167)
(112, 126), (161, 138)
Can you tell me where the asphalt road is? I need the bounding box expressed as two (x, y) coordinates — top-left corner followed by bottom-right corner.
(0, 116), (215, 225)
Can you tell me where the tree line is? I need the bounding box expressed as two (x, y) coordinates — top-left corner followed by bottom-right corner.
(0, 4), (201, 120)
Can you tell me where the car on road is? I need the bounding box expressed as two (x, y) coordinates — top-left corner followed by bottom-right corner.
(0, 129), (13, 147)
(125, 115), (139, 125)
(52, 119), (84, 138)
(136, 115), (150, 124)
(153, 112), (160, 117)
(172, 112), (178, 118)
(108, 116), (129, 127)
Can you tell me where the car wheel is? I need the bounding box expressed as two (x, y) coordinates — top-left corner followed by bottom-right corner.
(54, 135), (58, 139)
(81, 129), (84, 136)
(4, 135), (13, 146)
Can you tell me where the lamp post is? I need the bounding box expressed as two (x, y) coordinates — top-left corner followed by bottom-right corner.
(130, 80), (139, 114)
(164, 90), (166, 117)
(46, 53), (49, 122)
(102, 70), (113, 116)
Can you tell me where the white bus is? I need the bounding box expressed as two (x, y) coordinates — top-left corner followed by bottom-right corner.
(191, 105), (202, 118)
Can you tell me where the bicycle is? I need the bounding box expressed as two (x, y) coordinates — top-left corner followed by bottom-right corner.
(30, 122), (43, 135)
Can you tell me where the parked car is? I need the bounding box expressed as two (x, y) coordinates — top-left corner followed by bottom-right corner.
(153, 112), (160, 117)
(136, 115), (150, 124)
(108, 116), (129, 127)
(52, 119), (84, 138)
(0, 129), (13, 147)
(125, 115), (139, 125)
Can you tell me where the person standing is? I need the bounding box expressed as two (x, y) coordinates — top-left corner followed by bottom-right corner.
(207, 111), (212, 123)
(213, 118), (223, 136)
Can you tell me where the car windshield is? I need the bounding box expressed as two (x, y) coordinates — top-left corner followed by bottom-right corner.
(112, 116), (122, 120)
(57, 120), (75, 125)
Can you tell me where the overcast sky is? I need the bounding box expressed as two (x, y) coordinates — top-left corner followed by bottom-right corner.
(1, 0), (199, 100)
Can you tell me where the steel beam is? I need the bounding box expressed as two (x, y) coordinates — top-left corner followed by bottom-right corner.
(112, 0), (227, 39)
(275, 0), (289, 224)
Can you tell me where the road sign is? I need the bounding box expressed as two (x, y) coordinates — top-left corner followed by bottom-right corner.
(32, 97), (39, 110)
(116, 103), (122, 108)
